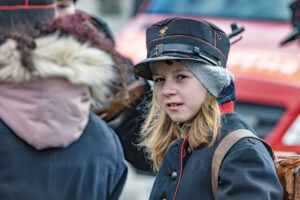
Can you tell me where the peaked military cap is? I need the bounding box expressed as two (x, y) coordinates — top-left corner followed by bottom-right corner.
(0, 0), (56, 27)
(134, 17), (231, 80)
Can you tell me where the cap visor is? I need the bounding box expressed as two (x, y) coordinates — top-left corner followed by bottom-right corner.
(134, 54), (212, 80)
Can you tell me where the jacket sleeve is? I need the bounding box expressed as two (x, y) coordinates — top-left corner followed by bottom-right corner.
(107, 128), (128, 200)
(216, 138), (283, 200)
(108, 163), (127, 200)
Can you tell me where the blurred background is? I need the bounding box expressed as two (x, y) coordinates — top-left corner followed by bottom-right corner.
(76, 0), (299, 199)
(76, 0), (140, 33)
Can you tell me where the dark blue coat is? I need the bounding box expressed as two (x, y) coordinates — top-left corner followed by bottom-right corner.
(0, 113), (127, 200)
(149, 112), (283, 200)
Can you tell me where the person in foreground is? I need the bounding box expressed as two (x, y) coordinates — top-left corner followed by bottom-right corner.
(134, 17), (284, 199)
(0, 0), (127, 199)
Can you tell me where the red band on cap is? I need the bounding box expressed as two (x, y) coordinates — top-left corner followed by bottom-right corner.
(147, 34), (227, 61)
(0, 3), (56, 10)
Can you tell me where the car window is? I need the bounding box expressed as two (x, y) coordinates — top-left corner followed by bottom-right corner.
(282, 115), (300, 146)
(234, 101), (285, 139)
(147, 0), (292, 21)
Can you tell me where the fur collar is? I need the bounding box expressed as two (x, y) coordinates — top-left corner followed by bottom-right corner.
(0, 33), (116, 110)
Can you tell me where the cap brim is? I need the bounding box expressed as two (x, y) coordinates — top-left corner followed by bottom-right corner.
(134, 54), (213, 80)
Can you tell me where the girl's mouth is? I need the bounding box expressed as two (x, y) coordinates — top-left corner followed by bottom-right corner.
(166, 103), (183, 110)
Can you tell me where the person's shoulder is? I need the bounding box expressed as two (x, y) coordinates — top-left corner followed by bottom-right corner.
(225, 134), (273, 165)
(88, 112), (114, 134)
(222, 112), (249, 125)
(219, 113), (273, 163)
(221, 112), (256, 135)
(217, 131), (283, 199)
(232, 136), (269, 153)
(86, 112), (124, 154)
(85, 112), (127, 178)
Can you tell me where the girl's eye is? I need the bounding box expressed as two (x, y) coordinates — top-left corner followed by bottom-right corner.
(177, 75), (187, 80)
(154, 77), (164, 83)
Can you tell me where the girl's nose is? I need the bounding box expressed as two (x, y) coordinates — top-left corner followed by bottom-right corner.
(162, 80), (176, 96)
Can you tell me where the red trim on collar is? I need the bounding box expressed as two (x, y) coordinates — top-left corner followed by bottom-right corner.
(219, 101), (234, 115)
(173, 138), (186, 200)
(182, 136), (189, 149)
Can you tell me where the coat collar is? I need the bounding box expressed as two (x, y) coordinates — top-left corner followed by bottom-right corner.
(220, 101), (234, 115)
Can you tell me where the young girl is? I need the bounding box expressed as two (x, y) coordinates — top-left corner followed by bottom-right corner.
(134, 17), (284, 199)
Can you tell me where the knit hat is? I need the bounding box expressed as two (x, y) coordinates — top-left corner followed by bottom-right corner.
(181, 60), (234, 98)
(134, 17), (231, 80)
(0, 0), (56, 28)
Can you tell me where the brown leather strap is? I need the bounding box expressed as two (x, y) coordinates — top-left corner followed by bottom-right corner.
(293, 165), (300, 200)
(211, 129), (274, 199)
(94, 80), (145, 122)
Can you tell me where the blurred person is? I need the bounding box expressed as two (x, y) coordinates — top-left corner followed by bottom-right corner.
(56, 0), (153, 171)
(56, 0), (115, 44)
(56, 0), (76, 16)
(133, 17), (284, 199)
(281, 0), (300, 45)
(0, 0), (128, 199)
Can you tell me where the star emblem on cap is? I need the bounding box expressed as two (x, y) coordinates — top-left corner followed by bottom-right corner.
(159, 27), (168, 37)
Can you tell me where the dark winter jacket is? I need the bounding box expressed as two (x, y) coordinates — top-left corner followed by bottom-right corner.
(149, 112), (284, 200)
(0, 113), (127, 200)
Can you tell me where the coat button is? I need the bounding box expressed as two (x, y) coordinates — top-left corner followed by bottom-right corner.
(171, 171), (178, 180)
(187, 146), (192, 154)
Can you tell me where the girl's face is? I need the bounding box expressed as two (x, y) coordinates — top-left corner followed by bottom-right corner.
(152, 61), (207, 123)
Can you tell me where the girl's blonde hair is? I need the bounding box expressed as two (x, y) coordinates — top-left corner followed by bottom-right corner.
(139, 91), (222, 171)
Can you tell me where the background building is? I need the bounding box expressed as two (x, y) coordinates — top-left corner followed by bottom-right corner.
(77, 0), (138, 33)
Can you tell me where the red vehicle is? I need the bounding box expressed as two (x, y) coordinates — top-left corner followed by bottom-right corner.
(116, 0), (300, 154)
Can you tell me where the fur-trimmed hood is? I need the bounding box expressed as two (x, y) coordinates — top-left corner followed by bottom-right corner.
(0, 14), (120, 150)
(0, 33), (116, 110)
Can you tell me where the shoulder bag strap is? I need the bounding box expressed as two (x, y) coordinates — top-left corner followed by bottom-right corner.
(211, 129), (274, 199)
